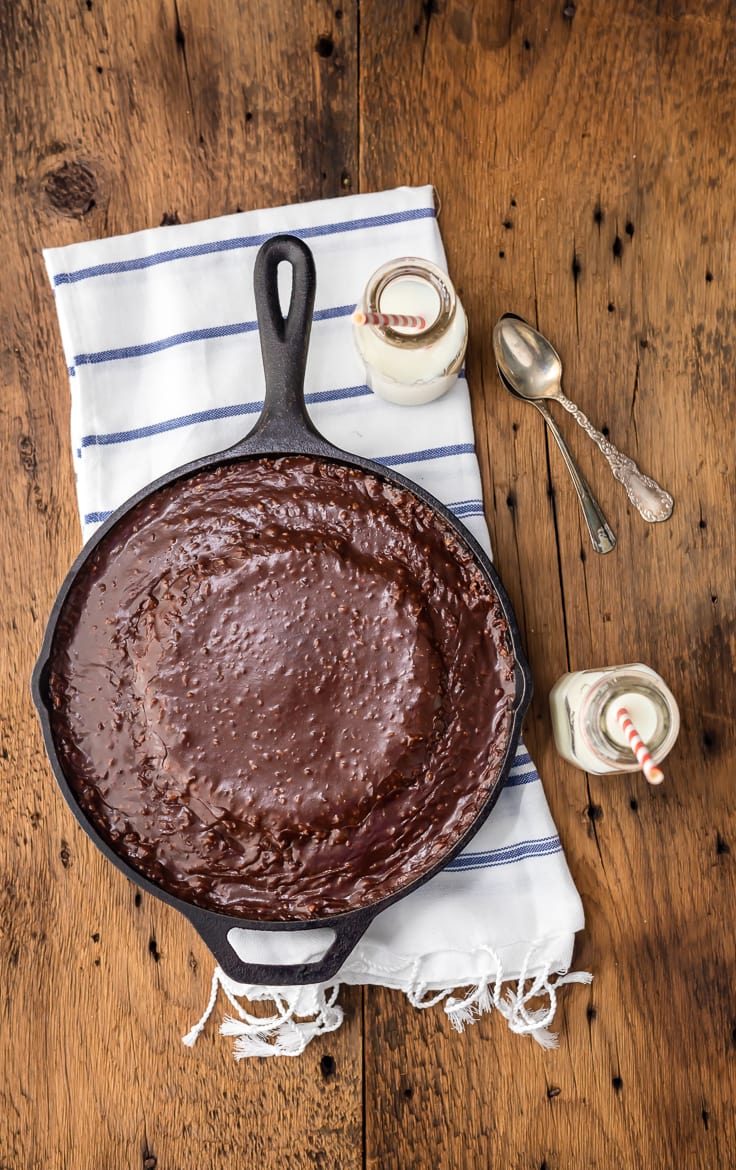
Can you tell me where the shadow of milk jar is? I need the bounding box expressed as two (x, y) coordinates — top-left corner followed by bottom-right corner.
(352, 258), (468, 405)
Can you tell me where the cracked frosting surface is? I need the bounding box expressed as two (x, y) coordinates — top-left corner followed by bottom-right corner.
(48, 457), (516, 920)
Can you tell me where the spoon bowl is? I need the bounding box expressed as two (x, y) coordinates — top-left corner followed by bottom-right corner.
(493, 314), (563, 403)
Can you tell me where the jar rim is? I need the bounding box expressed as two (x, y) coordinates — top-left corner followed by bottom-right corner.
(363, 257), (457, 350)
(579, 670), (679, 768)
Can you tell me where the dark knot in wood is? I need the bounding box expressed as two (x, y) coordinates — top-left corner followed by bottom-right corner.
(43, 160), (97, 218)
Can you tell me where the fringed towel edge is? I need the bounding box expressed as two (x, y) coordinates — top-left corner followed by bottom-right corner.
(182, 945), (592, 1058)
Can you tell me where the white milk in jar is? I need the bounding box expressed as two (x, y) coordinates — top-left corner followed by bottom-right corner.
(549, 663), (680, 775)
(352, 257), (468, 405)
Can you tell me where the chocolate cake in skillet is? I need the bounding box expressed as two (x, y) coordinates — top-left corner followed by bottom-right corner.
(47, 456), (516, 920)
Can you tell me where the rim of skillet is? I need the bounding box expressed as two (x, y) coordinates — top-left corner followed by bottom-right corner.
(32, 435), (533, 937)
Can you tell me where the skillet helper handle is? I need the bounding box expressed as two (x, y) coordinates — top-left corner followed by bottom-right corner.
(189, 906), (376, 987)
(249, 234), (319, 445)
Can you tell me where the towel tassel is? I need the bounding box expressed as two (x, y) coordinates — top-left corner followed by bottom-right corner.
(183, 971), (343, 1058)
(183, 946), (592, 1057)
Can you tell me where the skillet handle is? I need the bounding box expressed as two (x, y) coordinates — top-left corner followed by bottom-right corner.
(238, 234), (320, 449)
(187, 905), (377, 987)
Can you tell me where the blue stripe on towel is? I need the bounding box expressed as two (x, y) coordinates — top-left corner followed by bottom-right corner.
(447, 497), (483, 509)
(375, 442), (476, 467)
(72, 304), (355, 368)
(75, 366), (479, 455)
(445, 834), (562, 872)
(79, 384), (374, 448)
(53, 206), (437, 286)
(449, 503), (485, 518)
(506, 769), (540, 788)
(82, 401), (262, 446)
(445, 496), (485, 519)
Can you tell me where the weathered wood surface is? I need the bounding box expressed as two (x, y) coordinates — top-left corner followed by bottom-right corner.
(1, 1), (734, 1167)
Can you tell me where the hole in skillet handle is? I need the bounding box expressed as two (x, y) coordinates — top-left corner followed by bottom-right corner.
(231, 234), (329, 456)
(184, 903), (378, 986)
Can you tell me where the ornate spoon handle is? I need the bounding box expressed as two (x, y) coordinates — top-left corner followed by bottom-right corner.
(556, 393), (674, 523)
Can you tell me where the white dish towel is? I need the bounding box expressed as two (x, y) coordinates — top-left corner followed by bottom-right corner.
(44, 185), (590, 1058)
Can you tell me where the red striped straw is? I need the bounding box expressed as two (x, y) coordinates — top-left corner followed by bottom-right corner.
(615, 706), (664, 785)
(352, 309), (427, 330)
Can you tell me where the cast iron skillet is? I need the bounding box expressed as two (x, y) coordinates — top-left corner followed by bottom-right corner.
(32, 235), (532, 986)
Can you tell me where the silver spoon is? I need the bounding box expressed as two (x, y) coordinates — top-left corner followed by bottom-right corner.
(493, 317), (616, 554)
(494, 314), (674, 524)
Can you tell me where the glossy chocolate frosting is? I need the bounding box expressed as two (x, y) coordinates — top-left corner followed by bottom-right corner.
(48, 457), (516, 920)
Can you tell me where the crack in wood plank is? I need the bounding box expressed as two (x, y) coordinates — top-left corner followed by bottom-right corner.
(173, 0), (199, 140)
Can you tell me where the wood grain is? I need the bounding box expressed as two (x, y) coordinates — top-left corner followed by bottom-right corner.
(360, 2), (736, 1167)
(1, 0), (735, 1167)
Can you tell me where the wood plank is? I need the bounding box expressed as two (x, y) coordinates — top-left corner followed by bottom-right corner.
(0, 2), (362, 1167)
(360, 1), (736, 1167)
(3, 0), (736, 1166)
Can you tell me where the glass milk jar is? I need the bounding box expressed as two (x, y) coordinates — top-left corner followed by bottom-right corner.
(352, 257), (468, 405)
(549, 663), (680, 775)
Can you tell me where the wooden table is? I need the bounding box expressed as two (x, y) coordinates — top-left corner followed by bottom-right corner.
(2, 2), (735, 1166)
